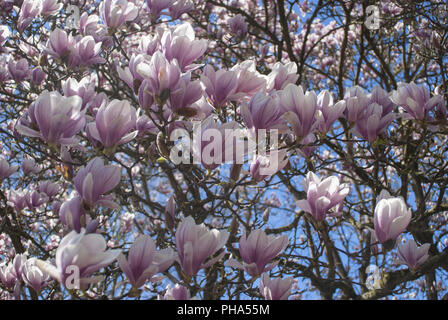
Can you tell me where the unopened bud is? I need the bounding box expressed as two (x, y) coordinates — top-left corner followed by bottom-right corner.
(262, 208), (270, 223)
(156, 132), (171, 159)
(230, 163), (242, 181)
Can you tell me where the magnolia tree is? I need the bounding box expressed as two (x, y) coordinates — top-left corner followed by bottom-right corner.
(0, 0), (447, 300)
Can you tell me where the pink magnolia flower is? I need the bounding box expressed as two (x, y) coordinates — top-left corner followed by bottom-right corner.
(344, 86), (371, 123)
(229, 60), (266, 100)
(73, 157), (121, 208)
(0, 261), (19, 288)
(391, 82), (446, 121)
(352, 103), (396, 142)
(395, 238), (430, 270)
(278, 84), (318, 140)
(374, 192), (412, 244)
(17, 0), (42, 32)
(162, 283), (197, 300)
(22, 258), (50, 293)
(192, 116), (241, 170)
(201, 65), (238, 108)
(0, 158), (18, 180)
(227, 229), (289, 276)
(168, 0), (194, 20)
(86, 99), (138, 150)
(100, 0), (138, 29)
(62, 77), (97, 110)
(266, 62), (298, 92)
(240, 91), (286, 136)
(36, 229), (121, 290)
(59, 196), (86, 233)
(16, 91), (85, 146)
(175, 216), (229, 277)
(250, 149), (289, 182)
(296, 172), (349, 222)
(259, 273), (293, 300)
(8, 58), (30, 82)
(161, 23), (208, 71)
(228, 14), (247, 38)
(146, 0), (176, 20)
(164, 195), (176, 229)
(41, 0), (62, 16)
(315, 90), (346, 133)
(118, 235), (175, 288)
(44, 28), (76, 61)
(137, 51), (182, 102)
(21, 158), (40, 175)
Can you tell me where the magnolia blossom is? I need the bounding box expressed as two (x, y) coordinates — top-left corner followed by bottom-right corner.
(228, 14), (247, 38)
(374, 192), (412, 244)
(315, 90), (346, 133)
(7, 189), (27, 212)
(16, 91), (85, 146)
(391, 82), (446, 120)
(59, 196), (86, 233)
(100, 0), (138, 29)
(175, 216), (229, 277)
(250, 149), (289, 182)
(147, 0), (176, 20)
(21, 158), (40, 175)
(73, 157), (121, 208)
(344, 86), (371, 123)
(240, 92), (286, 136)
(0, 158), (18, 180)
(259, 273), (293, 300)
(0, 261), (18, 288)
(296, 172), (349, 222)
(162, 283), (197, 300)
(0, 254), (26, 289)
(25, 190), (48, 211)
(17, 0), (42, 32)
(161, 23), (208, 71)
(118, 235), (175, 288)
(201, 65), (238, 108)
(395, 237), (430, 270)
(22, 258), (50, 293)
(71, 36), (105, 67)
(31, 67), (46, 86)
(352, 103), (396, 142)
(230, 60), (266, 99)
(41, 0), (62, 16)
(36, 229), (121, 290)
(62, 77), (97, 110)
(137, 51), (181, 102)
(39, 180), (61, 199)
(266, 62), (298, 92)
(8, 58), (30, 82)
(227, 229), (289, 276)
(87, 99), (138, 150)
(369, 86), (395, 116)
(278, 84), (318, 140)
(168, 0), (194, 20)
(44, 28), (75, 61)
(167, 73), (203, 115)
(118, 54), (148, 91)
(0, 25), (10, 48)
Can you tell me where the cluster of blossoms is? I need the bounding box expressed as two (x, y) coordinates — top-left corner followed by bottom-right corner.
(0, 0), (446, 301)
